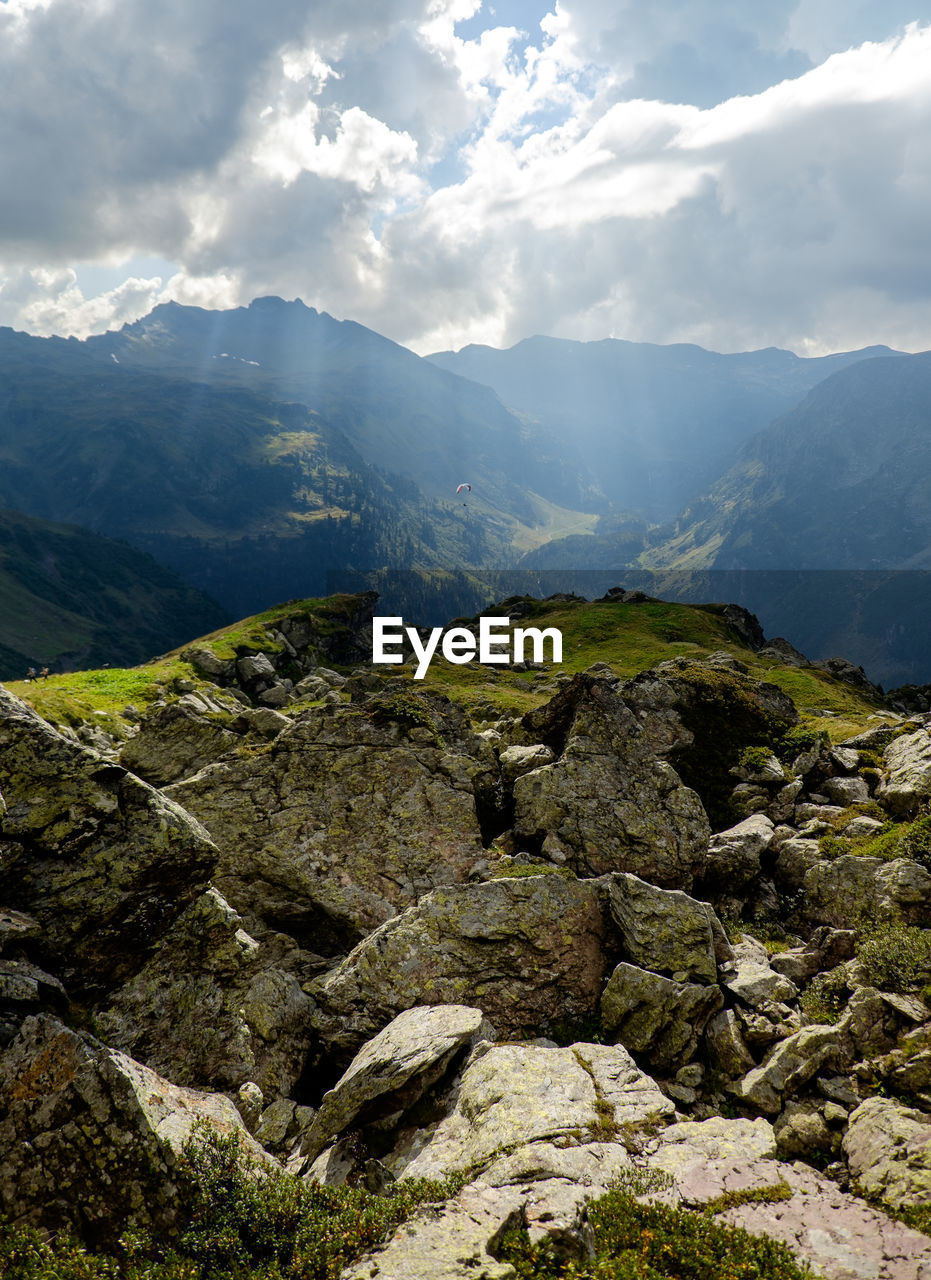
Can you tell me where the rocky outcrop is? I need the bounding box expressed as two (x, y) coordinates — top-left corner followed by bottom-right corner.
(95, 887), (313, 1098)
(0, 1014), (271, 1246)
(803, 856), (931, 930)
(168, 695), (493, 950)
(0, 686), (217, 995)
(843, 1097), (931, 1208)
(605, 872), (730, 984)
(600, 963), (724, 1070)
(879, 728), (931, 815)
(513, 673), (710, 886)
(308, 876), (610, 1065)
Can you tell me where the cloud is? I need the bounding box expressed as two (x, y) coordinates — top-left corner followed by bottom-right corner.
(1, 0), (931, 359)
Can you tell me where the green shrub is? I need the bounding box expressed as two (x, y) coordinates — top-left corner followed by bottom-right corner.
(497, 1186), (819, 1279)
(818, 834), (851, 860)
(857, 926), (931, 994)
(777, 725), (823, 762)
(800, 966), (849, 1024)
(738, 745), (776, 773)
(0, 1130), (459, 1280)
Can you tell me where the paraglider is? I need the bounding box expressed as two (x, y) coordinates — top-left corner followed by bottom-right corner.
(456, 482), (471, 507)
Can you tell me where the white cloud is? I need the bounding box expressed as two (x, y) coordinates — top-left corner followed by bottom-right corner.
(1, 1), (931, 359)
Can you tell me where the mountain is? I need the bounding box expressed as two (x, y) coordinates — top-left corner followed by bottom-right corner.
(427, 335), (903, 521)
(0, 505), (227, 679)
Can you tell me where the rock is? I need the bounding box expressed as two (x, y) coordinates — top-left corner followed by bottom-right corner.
(772, 836), (822, 890)
(341, 1181), (524, 1280)
(0, 958), (68, 1047)
(606, 872), (728, 985)
(498, 743), (555, 779)
(0, 1014), (272, 1246)
(880, 729), (931, 815)
(804, 855), (931, 930)
(843, 814), (885, 838)
(241, 706), (291, 736)
(301, 1006), (493, 1163)
(95, 887), (313, 1097)
(513, 674), (709, 887)
(120, 700), (241, 786)
(724, 958), (799, 1009)
(703, 814), (775, 890)
(236, 652), (277, 685)
(821, 775), (871, 806)
(844, 1097), (931, 1209)
(720, 1162), (931, 1280)
(258, 682), (291, 707)
(0, 686), (217, 996)
(168, 696), (493, 950)
(773, 1101), (834, 1159)
(309, 877), (609, 1066)
(387, 1041), (673, 1181)
(769, 926), (856, 985)
(830, 747), (861, 773)
(704, 1009), (756, 1077)
(814, 657), (883, 697)
(733, 753), (786, 785)
(182, 646), (234, 681)
(236, 1081), (264, 1131)
(647, 1116), (777, 1179)
(600, 963), (723, 1071)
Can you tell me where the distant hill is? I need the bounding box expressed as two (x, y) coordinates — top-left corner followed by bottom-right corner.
(427, 335), (903, 521)
(0, 506), (227, 679)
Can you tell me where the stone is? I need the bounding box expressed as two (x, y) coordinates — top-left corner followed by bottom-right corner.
(647, 1116), (778, 1180)
(513, 674), (710, 887)
(773, 1101), (834, 1159)
(120, 700), (241, 787)
(733, 753), (786, 785)
(236, 1081), (264, 1131)
(606, 872), (728, 985)
(0, 958), (68, 1047)
(830, 747), (861, 773)
(388, 1041), (673, 1182)
(301, 1006), (493, 1162)
(0, 686), (217, 996)
(770, 926), (856, 985)
(95, 887), (313, 1097)
(340, 1181), (524, 1280)
(843, 814), (885, 838)
(704, 1009), (756, 1077)
(703, 814), (775, 890)
(724, 957), (799, 1009)
(236, 652), (277, 684)
(309, 876), (610, 1067)
(182, 646), (234, 681)
(600, 963), (723, 1071)
(844, 1097), (931, 1209)
(821, 775), (871, 806)
(880, 729), (931, 815)
(498, 743), (555, 779)
(168, 696), (494, 950)
(804, 855), (931, 930)
(0, 1015), (272, 1246)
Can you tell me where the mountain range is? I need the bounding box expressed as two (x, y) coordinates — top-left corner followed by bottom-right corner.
(2, 296), (931, 681)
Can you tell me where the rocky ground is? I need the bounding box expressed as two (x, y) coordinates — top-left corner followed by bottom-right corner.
(2, 592), (931, 1278)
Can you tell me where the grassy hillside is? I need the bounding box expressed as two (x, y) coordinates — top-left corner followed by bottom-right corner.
(0, 506), (227, 680)
(5, 592), (889, 747)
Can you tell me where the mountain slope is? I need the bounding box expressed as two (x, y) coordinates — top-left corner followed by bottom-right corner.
(0, 506), (227, 678)
(427, 335), (902, 520)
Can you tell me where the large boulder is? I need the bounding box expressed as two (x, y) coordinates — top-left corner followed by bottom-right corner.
(605, 872), (730, 985)
(302, 1006), (493, 1163)
(308, 876), (610, 1065)
(702, 814), (775, 891)
(803, 856), (931, 930)
(879, 728), (931, 815)
(167, 696), (493, 952)
(843, 1097), (931, 1209)
(95, 887), (313, 1098)
(119, 693), (243, 787)
(0, 1014), (271, 1247)
(599, 963), (724, 1071)
(0, 687), (217, 995)
(385, 1041), (674, 1181)
(513, 674), (709, 887)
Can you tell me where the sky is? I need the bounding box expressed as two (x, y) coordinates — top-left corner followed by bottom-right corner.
(2, 0), (931, 356)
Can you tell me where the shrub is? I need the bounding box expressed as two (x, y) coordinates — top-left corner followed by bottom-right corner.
(857, 926), (931, 994)
(0, 1130), (459, 1280)
(800, 966), (849, 1025)
(497, 1186), (818, 1279)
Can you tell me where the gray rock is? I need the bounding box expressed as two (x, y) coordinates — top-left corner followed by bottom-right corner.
(0, 1014), (272, 1245)
(606, 872), (727, 985)
(804, 855), (931, 930)
(821, 775), (870, 806)
(236, 653), (277, 684)
(772, 836), (822, 890)
(844, 1097), (931, 1209)
(499, 743), (555, 779)
(309, 877), (610, 1066)
(773, 1101), (834, 1159)
(703, 814), (775, 889)
(724, 958), (799, 1009)
(704, 1009), (756, 1077)
(843, 814), (885, 838)
(830, 747), (861, 773)
(236, 1081), (264, 1131)
(120, 700), (241, 786)
(0, 687), (217, 996)
(514, 674), (709, 887)
(600, 963), (724, 1071)
(302, 1006), (493, 1162)
(880, 729), (931, 815)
